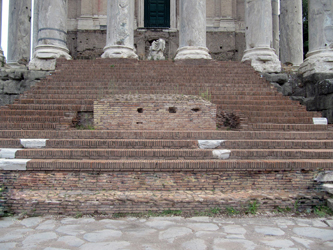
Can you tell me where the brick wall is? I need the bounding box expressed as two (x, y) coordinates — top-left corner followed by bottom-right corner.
(94, 95), (217, 130)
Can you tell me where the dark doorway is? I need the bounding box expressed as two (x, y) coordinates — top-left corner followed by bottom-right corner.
(144, 0), (170, 28)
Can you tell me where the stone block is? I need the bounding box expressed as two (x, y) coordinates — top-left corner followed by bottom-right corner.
(263, 73), (288, 85)
(315, 171), (333, 182)
(315, 79), (333, 95)
(328, 199), (333, 211)
(0, 159), (29, 171)
(212, 150), (231, 159)
(3, 80), (22, 94)
(282, 82), (293, 96)
(8, 69), (26, 80)
(20, 139), (48, 149)
(323, 184), (333, 195)
(198, 140), (225, 149)
(23, 70), (49, 80)
(271, 82), (282, 92)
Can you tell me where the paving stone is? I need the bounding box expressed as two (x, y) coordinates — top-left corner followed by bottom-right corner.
(44, 248), (69, 250)
(223, 225), (247, 234)
(22, 232), (57, 247)
(186, 223), (219, 231)
(226, 234), (246, 239)
(182, 239), (207, 250)
(20, 217), (44, 228)
(58, 236), (85, 247)
(83, 229), (122, 242)
(195, 231), (226, 237)
(0, 242), (17, 250)
(159, 227), (192, 243)
(293, 227), (333, 241)
(0, 229), (33, 242)
(79, 241), (130, 250)
(213, 238), (257, 250)
(255, 226), (285, 236)
(56, 225), (85, 236)
(324, 241), (333, 247)
(275, 218), (295, 227)
(36, 220), (56, 230)
(0, 218), (16, 228)
(60, 218), (95, 224)
(188, 216), (210, 222)
(126, 228), (157, 237)
(291, 236), (314, 249)
(145, 220), (176, 229)
(326, 220), (333, 227)
(261, 239), (294, 248)
(311, 219), (329, 227)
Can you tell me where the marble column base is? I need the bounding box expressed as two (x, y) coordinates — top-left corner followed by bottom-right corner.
(28, 45), (72, 70)
(299, 49), (333, 78)
(0, 51), (6, 67)
(102, 45), (138, 59)
(242, 47), (281, 73)
(174, 46), (211, 60)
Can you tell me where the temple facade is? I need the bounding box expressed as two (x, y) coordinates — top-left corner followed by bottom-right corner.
(2, 0), (333, 76)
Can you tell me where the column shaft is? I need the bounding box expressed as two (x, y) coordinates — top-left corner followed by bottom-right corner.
(29, 0), (72, 70)
(102, 0), (138, 59)
(272, 0), (279, 57)
(7, 0), (31, 66)
(242, 0), (281, 73)
(299, 0), (333, 77)
(0, 0), (4, 65)
(280, 0), (303, 66)
(174, 0), (211, 60)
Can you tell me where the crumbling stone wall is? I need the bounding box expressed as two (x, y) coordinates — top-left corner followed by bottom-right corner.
(94, 94), (216, 130)
(0, 69), (49, 106)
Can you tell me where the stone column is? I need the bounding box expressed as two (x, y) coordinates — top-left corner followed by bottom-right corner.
(0, 0), (4, 65)
(7, 0), (31, 67)
(174, 0), (211, 60)
(242, 0), (281, 73)
(32, 0), (39, 53)
(280, 0), (303, 67)
(272, 0), (279, 57)
(299, 0), (333, 78)
(102, 0), (138, 59)
(29, 0), (72, 71)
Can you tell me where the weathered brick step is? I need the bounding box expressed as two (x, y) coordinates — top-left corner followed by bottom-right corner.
(249, 124), (327, 131)
(25, 159), (333, 171)
(0, 116), (67, 123)
(217, 105), (306, 112)
(46, 139), (198, 149)
(15, 148), (333, 160)
(0, 110), (73, 117)
(16, 99), (94, 105)
(222, 140), (333, 149)
(1, 130), (332, 140)
(247, 117), (314, 124)
(0, 123), (61, 130)
(16, 149), (218, 160)
(215, 100), (306, 105)
(241, 110), (316, 118)
(7, 104), (89, 111)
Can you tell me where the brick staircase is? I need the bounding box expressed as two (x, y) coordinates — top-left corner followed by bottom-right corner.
(0, 58), (332, 215)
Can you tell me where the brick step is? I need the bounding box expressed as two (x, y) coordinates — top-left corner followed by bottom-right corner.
(14, 148), (333, 160)
(7, 189), (321, 215)
(0, 110), (75, 117)
(6, 104), (89, 111)
(24, 158), (333, 171)
(215, 100), (307, 106)
(249, 123), (327, 131)
(27, 89), (279, 96)
(247, 117), (314, 124)
(217, 104), (306, 112)
(240, 110), (316, 118)
(1, 130), (332, 140)
(0, 123), (65, 130)
(0, 116), (69, 123)
(2, 139), (333, 150)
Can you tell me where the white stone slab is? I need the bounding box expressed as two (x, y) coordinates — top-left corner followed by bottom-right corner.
(198, 140), (225, 149)
(0, 149), (22, 159)
(212, 150), (231, 160)
(323, 184), (333, 195)
(313, 118), (328, 125)
(0, 159), (30, 170)
(20, 139), (48, 148)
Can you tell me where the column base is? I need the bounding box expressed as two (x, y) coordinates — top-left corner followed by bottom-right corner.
(102, 45), (138, 59)
(174, 46), (212, 60)
(28, 45), (72, 71)
(242, 47), (281, 73)
(299, 49), (333, 78)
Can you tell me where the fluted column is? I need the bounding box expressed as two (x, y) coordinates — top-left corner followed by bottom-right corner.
(174, 0), (211, 60)
(102, 0), (138, 59)
(280, 0), (303, 67)
(0, 0), (4, 65)
(29, 0), (72, 71)
(7, 0), (31, 67)
(299, 0), (333, 77)
(242, 0), (281, 73)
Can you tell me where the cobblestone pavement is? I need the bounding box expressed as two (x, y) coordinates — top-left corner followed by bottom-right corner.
(0, 215), (333, 250)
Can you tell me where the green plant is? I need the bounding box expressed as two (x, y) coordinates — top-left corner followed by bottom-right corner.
(200, 89), (212, 102)
(294, 200), (299, 212)
(247, 201), (259, 215)
(274, 206), (292, 213)
(314, 206), (333, 217)
(210, 207), (221, 215)
(161, 210), (182, 216)
(225, 206), (240, 215)
(110, 64), (115, 68)
(74, 212), (83, 218)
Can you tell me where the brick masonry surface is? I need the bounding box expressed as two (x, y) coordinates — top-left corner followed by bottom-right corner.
(94, 94), (216, 130)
